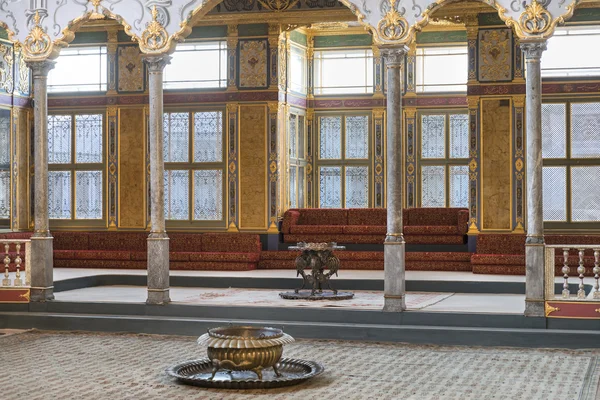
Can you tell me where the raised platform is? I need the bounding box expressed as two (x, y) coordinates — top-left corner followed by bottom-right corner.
(1, 269), (600, 348)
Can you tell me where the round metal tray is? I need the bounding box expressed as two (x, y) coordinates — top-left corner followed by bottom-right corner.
(166, 357), (324, 389)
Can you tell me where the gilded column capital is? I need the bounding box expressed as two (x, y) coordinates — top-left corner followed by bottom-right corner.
(381, 46), (408, 68)
(520, 40), (547, 60)
(404, 108), (416, 118)
(226, 103), (239, 113)
(143, 55), (171, 73)
(107, 107), (118, 117)
(513, 96), (526, 108)
(227, 24), (239, 37)
(26, 60), (56, 77)
(107, 29), (119, 53)
(267, 102), (279, 114)
(306, 109), (314, 121)
(373, 108), (385, 119)
(467, 96), (480, 109)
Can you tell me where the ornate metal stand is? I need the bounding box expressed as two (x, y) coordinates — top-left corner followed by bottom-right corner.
(280, 242), (354, 301)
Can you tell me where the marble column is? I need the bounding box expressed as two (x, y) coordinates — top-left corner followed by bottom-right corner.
(382, 47), (407, 312)
(27, 60), (55, 302)
(521, 41), (547, 317)
(144, 55), (171, 305)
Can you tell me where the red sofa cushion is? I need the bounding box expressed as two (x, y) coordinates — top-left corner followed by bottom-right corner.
(403, 208), (460, 226)
(54, 250), (76, 259)
(347, 208), (387, 226)
(297, 209), (348, 225)
(73, 250), (132, 261)
(4, 232), (34, 240)
(88, 232), (147, 252)
(281, 209), (300, 234)
(404, 226), (458, 235)
(169, 233), (203, 253)
(201, 233), (261, 253)
(476, 234), (526, 255)
(406, 252), (472, 262)
(52, 231), (89, 250)
(189, 252), (260, 263)
(130, 251), (192, 262)
(472, 254), (525, 265)
(343, 225), (386, 235)
(290, 225), (344, 235)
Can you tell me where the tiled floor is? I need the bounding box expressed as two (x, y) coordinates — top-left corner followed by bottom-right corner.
(1, 331), (599, 400)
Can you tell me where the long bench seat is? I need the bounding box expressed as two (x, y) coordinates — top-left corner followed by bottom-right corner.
(0, 232), (261, 271)
(281, 208), (468, 245)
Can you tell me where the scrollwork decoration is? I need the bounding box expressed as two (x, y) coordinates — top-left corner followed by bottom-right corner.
(139, 5), (169, 53)
(22, 11), (53, 61)
(519, 0), (552, 34)
(257, 0), (300, 12)
(377, 0), (409, 41)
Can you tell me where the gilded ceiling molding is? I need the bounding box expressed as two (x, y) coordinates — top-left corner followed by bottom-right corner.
(22, 11), (53, 61)
(139, 6), (169, 53)
(257, 0), (300, 12)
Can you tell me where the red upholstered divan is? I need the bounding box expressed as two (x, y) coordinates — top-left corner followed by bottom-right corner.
(5, 231), (260, 271)
(402, 208), (468, 245)
(472, 234), (600, 275)
(282, 208), (387, 244)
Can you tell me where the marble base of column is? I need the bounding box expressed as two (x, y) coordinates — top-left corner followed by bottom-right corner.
(383, 237), (406, 312)
(29, 236), (54, 302)
(146, 234), (170, 305)
(525, 242), (545, 317)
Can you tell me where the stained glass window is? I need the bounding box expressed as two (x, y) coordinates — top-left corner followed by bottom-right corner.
(164, 42), (227, 89)
(421, 166), (446, 207)
(164, 110), (226, 223)
(48, 114), (104, 221)
(319, 167), (342, 208)
(319, 117), (342, 159)
(194, 170), (223, 221)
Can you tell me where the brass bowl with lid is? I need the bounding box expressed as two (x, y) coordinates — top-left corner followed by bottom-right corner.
(197, 326), (295, 380)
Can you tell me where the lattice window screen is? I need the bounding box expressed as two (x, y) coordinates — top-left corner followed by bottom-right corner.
(48, 171), (72, 219)
(0, 171), (9, 219)
(289, 167), (297, 209)
(449, 114), (469, 159)
(0, 112), (9, 219)
(319, 166), (342, 208)
(163, 113), (189, 163)
(541, 103), (567, 159)
(421, 115), (445, 159)
(194, 170), (223, 221)
(345, 166), (369, 208)
(319, 117), (342, 159)
(194, 112), (223, 163)
(48, 115), (72, 164)
(571, 103), (600, 158)
(75, 114), (103, 163)
(345, 116), (369, 159)
(449, 165), (469, 208)
(571, 166), (600, 222)
(542, 166), (567, 221)
(289, 114), (297, 159)
(421, 165), (445, 207)
(164, 170), (189, 220)
(75, 171), (102, 219)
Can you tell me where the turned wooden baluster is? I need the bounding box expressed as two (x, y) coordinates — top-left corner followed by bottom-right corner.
(13, 243), (22, 287)
(594, 249), (600, 299)
(2, 243), (10, 286)
(562, 248), (570, 298)
(577, 248), (586, 299)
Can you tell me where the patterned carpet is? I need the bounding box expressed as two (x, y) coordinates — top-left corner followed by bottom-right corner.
(179, 289), (454, 310)
(1, 331), (600, 400)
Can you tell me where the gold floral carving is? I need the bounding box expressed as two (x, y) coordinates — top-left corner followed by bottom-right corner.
(15, 45), (29, 94)
(377, 0), (409, 41)
(118, 46), (144, 92)
(0, 44), (14, 93)
(545, 303), (560, 317)
(140, 6), (169, 53)
(239, 40), (267, 88)
(519, 0), (552, 35)
(479, 29), (512, 82)
(258, 0), (300, 12)
(23, 11), (52, 61)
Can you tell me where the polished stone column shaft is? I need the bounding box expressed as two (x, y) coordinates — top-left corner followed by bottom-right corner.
(382, 47), (407, 312)
(521, 41), (547, 317)
(27, 60), (56, 302)
(144, 56), (171, 305)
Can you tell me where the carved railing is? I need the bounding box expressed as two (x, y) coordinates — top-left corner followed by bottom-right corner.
(545, 245), (600, 301)
(0, 240), (31, 288)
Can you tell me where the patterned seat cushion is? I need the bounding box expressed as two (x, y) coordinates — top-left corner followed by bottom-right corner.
(346, 208), (387, 226)
(290, 225), (345, 235)
(189, 252), (260, 263)
(297, 209), (348, 225)
(88, 232), (147, 252)
(73, 250), (132, 261)
(343, 226), (387, 235)
(169, 233), (203, 253)
(404, 226), (458, 235)
(471, 254), (525, 265)
(201, 233), (261, 253)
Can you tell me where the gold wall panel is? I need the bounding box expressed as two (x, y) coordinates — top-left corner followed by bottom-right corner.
(481, 99), (512, 231)
(118, 108), (146, 228)
(118, 46), (144, 92)
(239, 105), (267, 230)
(14, 108), (29, 230)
